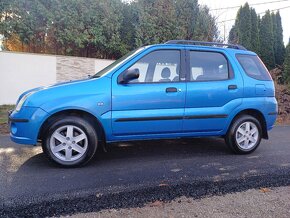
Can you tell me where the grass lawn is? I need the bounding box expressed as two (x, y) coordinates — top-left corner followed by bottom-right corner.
(0, 105), (15, 123)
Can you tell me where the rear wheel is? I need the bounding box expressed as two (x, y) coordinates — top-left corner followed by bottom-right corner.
(225, 115), (262, 154)
(42, 116), (98, 167)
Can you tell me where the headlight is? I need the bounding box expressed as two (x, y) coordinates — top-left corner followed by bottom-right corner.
(15, 91), (35, 112)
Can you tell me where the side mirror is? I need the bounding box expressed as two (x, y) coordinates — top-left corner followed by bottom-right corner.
(119, 68), (139, 84)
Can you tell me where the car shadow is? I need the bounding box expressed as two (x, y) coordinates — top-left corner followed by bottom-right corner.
(16, 137), (231, 170)
(96, 137), (230, 161)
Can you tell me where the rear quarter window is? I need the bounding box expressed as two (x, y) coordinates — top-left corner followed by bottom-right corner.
(236, 54), (272, 81)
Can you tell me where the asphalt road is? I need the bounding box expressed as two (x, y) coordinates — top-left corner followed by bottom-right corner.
(1, 126), (290, 217)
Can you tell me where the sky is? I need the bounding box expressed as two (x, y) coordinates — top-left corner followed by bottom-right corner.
(198, 0), (290, 45)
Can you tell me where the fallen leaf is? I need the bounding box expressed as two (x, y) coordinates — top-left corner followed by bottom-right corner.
(159, 183), (169, 187)
(149, 200), (164, 207)
(260, 187), (271, 193)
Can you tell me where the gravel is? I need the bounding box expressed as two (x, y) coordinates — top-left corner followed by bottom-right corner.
(70, 186), (290, 218)
(1, 174), (290, 217)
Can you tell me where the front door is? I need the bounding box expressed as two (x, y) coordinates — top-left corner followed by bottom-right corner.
(111, 49), (186, 137)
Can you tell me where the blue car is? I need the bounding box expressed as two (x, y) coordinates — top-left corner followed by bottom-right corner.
(9, 40), (278, 167)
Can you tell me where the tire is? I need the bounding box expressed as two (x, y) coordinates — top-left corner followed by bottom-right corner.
(225, 115), (262, 154)
(42, 116), (98, 167)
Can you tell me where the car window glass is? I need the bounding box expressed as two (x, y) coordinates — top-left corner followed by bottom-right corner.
(236, 54), (272, 81)
(125, 50), (180, 83)
(153, 63), (178, 82)
(191, 67), (203, 80)
(190, 51), (229, 81)
(128, 63), (148, 83)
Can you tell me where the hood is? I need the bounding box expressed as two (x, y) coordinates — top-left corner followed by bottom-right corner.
(22, 76), (111, 109)
(17, 78), (91, 103)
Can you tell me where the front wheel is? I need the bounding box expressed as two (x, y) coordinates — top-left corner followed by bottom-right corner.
(42, 116), (98, 167)
(225, 115), (262, 154)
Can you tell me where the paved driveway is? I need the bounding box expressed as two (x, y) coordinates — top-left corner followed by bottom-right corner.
(1, 126), (290, 216)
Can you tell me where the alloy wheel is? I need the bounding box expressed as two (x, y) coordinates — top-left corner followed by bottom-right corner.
(49, 125), (88, 162)
(235, 121), (259, 151)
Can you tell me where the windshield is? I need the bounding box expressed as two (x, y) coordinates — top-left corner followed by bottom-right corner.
(93, 47), (145, 78)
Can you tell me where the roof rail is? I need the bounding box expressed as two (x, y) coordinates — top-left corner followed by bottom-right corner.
(165, 40), (247, 50)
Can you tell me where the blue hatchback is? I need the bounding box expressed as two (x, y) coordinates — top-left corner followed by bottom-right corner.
(9, 40), (278, 167)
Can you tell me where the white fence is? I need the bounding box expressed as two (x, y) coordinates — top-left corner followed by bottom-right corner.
(0, 51), (113, 105)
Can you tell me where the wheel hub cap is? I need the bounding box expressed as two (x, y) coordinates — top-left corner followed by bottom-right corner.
(235, 121), (259, 150)
(49, 125), (88, 162)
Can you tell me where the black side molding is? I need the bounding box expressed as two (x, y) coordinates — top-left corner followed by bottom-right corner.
(9, 117), (29, 123)
(116, 116), (183, 122)
(184, 114), (228, 119)
(115, 114), (228, 122)
(268, 112), (278, 115)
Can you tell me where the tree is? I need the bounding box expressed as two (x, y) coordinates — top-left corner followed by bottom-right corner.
(194, 5), (219, 42)
(93, 0), (124, 59)
(259, 10), (275, 69)
(1, 0), (53, 53)
(2, 33), (29, 51)
(120, 2), (139, 52)
(175, 0), (199, 40)
(239, 3), (252, 46)
(228, 25), (238, 44)
(236, 3), (252, 49)
(283, 39), (290, 84)
(0, 0), (14, 36)
(134, 0), (178, 46)
(250, 8), (260, 54)
(271, 12), (278, 65)
(228, 3), (260, 51)
(0, 0), (219, 58)
(273, 11), (285, 66)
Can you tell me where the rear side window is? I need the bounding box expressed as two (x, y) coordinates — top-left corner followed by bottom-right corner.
(189, 51), (229, 81)
(236, 54), (272, 81)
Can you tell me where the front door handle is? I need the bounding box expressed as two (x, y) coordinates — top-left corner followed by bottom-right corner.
(166, 87), (177, 93)
(228, 85), (237, 90)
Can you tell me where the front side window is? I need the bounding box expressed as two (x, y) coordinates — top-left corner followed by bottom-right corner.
(124, 50), (181, 83)
(236, 54), (272, 81)
(189, 51), (229, 81)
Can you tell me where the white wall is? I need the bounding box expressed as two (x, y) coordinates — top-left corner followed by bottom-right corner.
(0, 52), (56, 105)
(95, 59), (113, 73)
(0, 51), (114, 105)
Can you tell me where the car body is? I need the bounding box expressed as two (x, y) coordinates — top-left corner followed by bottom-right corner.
(9, 40), (278, 167)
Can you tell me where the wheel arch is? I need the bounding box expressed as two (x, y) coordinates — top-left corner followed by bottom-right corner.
(38, 109), (106, 145)
(229, 109), (268, 139)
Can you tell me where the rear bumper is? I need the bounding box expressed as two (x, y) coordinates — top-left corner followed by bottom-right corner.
(265, 97), (278, 131)
(9, 107), (48, 145)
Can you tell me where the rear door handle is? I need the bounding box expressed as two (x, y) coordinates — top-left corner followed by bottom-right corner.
(166, 87), (177, 93)
(228, 85), (237, 90)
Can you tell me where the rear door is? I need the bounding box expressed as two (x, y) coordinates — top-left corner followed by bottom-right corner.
(111, 49), (186, 136)
(183, 49), (243, 133)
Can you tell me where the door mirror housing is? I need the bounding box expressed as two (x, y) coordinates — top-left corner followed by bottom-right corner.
(119, 69), (140, 84)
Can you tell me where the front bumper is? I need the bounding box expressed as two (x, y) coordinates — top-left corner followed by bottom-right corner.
(9, 107), (48, 145)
